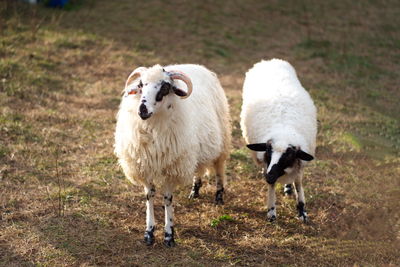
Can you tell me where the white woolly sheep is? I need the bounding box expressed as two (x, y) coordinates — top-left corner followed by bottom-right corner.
(240, 59), (317, 222)
(114, 64), (231, 246)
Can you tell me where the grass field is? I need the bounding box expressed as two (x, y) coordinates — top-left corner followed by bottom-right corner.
(1, 0), (399, 266)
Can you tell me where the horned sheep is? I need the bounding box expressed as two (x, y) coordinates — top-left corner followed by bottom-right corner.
(114, 64), (231, 247)
(240, 59), (317, 222)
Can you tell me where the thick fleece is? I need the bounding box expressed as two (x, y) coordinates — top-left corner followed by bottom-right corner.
(241, 59), (316, 166)
(115, 64), (231, 189)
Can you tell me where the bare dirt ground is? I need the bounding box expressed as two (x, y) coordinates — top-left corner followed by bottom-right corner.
(1, 0), (399, 266)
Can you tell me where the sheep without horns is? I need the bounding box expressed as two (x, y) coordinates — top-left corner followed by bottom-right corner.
(114, 64), (231, 247)
(240, 59), (317, 222)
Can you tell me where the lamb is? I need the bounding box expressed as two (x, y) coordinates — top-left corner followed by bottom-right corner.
(240, 59), (317, 222)
(114, 64), (231, 247)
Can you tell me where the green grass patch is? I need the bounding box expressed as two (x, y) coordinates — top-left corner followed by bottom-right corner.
(230, 148), (249, 162)
(297, 38), (332, 58)
(0, 144), (10, 160)
(203, 40), (231, 58)
(0, 112), (41, 143)
(341, 132), (362, 152)
(210, 214), (234, 227)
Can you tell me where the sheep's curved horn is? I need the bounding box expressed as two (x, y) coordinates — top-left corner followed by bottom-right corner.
(168, 71), (193, 99)
(125, 67), (147, 89)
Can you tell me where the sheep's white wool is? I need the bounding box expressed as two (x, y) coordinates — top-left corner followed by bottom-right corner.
(114, 64), (231, 189)
(143, 64), (166, 82)
(240, 58), (317, 164)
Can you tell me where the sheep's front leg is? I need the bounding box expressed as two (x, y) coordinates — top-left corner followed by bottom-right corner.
(163, 189), (175, 247)
(294, 178), (308, 223)
(267, 183), (276, 222)
(144, 184), (156, 246)
(188, 176), (202, 199)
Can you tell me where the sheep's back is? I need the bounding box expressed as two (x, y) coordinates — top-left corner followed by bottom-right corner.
(169, 64), (231, 163)
(240, 59), (316, 152)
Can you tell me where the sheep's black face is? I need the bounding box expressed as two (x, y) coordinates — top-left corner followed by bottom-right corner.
(138, 80), (181, 120)
(137, 80), (172, 120)
(132, 65), (192, 121)
(266, 147), (297, 184)
(247, 143), (314, 184)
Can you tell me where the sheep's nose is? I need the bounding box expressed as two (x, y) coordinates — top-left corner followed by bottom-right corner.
(139, 104), (152, 120)
(265, 171), (278, 185)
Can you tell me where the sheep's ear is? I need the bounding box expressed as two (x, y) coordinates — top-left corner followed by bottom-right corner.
(173, 86), (188, 97)
(247, 143), (268, 151)
(296, 150), (314, 161)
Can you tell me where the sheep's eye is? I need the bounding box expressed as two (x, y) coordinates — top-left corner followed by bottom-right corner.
(279, 149), (296, 168)
(155, 82), (171, 102)
(138, 81), (143, 88)
(160, 83), (171, 94)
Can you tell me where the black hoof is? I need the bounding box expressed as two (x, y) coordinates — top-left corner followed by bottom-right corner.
(144, 230), (155, 246)
(163, 238), (176, 247)
(215, 188), (224, 205)
(284, 184), (293, 196)
(298, 214), (308, 223)
(164, 228), (175, 247)
(268, 215), (276, 222)
(297, 202), (308, 223)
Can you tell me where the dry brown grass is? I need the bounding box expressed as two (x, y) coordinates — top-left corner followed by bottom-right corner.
(1, 0), (399, 266)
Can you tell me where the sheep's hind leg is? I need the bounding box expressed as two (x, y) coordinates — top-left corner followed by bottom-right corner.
(214, 157), (226, 205)
(284, 183), (294, 196)
(163, 188), (175, 247)
(294, 175), (308, 223)
(188, 176), (202, 199)
(267, 183), (277, 222)
(144, 184), (156, 246)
